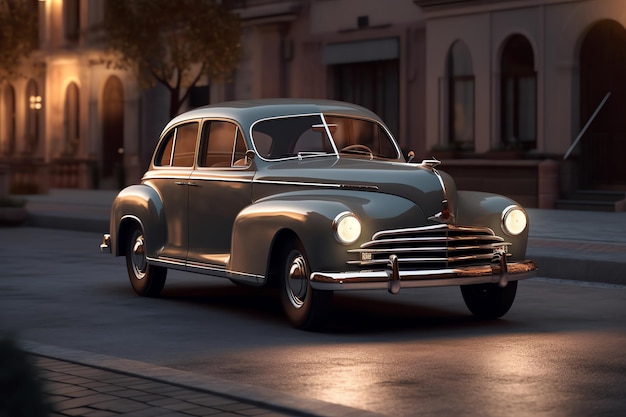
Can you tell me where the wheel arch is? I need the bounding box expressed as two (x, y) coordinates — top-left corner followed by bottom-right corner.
(109, 184), (166, 258)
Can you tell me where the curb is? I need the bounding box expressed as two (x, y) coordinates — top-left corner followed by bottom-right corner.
(23, 341), (382, 417)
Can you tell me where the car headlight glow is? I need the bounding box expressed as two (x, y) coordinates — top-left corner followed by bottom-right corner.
(333, 212), (361, 245)
(501, 205), (527, 236)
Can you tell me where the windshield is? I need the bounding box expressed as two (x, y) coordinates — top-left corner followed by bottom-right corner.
(251, 113), (400, 161)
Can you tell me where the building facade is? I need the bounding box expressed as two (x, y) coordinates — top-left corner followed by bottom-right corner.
(1, 0), (625, 209)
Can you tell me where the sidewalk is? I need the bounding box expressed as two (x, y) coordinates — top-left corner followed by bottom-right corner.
(14, 188), (626, 416)
(24, 342), (375, 417)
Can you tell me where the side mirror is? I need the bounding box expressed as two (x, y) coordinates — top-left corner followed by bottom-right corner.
(245, 149), (256, 165)
(407, 150), (415, 163)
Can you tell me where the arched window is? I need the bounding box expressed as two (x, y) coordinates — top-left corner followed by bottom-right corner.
(64, 82), (80, 155)
(2, 85), (16, 155)
(446, 41), (474, 150)
(64, 0), (80, 42)
(102, 76), (124, 178)
(500, 34), (536, 149)
(26, 80), (41, 155)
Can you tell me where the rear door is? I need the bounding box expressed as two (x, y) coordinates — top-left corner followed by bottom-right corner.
(186, 119), (254, 269)
(144, 121), (198, 262)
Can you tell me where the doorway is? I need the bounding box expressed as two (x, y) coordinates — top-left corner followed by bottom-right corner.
(579, 20), (626, 189)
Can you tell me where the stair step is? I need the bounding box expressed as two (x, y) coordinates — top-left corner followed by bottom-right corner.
(555, 199), (619, 212)
(567, 190), (626, 202)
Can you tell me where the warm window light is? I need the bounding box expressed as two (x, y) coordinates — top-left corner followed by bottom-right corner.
(29, 95), (42, 110)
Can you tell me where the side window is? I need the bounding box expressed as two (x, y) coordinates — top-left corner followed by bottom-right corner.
(200, 120), (246, 167)
(172, 123), (198, 167)
(154, 122), (199, 167)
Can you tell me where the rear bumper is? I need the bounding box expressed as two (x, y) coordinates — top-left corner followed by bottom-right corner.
(100, 234), (111, 253)
(310, 255), (537, 294)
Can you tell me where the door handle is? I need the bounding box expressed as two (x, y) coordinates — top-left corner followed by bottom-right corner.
(174, 181), (198, 186)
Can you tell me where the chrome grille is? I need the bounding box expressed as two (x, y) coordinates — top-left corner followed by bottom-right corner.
(348, 224), (510, 269)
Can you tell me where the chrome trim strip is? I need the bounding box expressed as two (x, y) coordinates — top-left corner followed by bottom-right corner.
(360, 235), (506, 247)
(310, 260), (537, 292)
(347, 252), (506, 266)
(188, 176), (253, 184)
(147, 256), (186, 268)
(254, 179), (379, 191)
(349, 243), (511, 254)
(254, 179), (342, 188)
(371, 224), (496, 240)
(147, 256), (266, 285)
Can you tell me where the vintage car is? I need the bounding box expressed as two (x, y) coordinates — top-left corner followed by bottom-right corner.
(101, 99), (537, 329)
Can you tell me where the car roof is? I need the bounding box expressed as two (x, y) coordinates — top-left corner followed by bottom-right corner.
(162, 98), (384, 133)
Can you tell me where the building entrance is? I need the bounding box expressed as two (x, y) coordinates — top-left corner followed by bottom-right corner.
(579, 20), (626, 189)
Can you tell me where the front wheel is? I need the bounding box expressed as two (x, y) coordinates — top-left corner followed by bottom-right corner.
(460, 280), (518, 319)
(125, 225), (167, 297)
(279, 240), (332, 330)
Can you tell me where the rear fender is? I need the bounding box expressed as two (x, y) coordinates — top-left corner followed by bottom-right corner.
(110, 185), (166, 258)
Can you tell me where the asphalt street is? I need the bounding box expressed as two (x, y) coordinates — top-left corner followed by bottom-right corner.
(1, 189), (626, 416)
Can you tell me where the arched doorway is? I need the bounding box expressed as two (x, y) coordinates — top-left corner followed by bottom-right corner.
(64, 82), (80, 155)
(102, 76), (124, 183)
(579, 20), (626, 189)
(500, 34), (536, 151)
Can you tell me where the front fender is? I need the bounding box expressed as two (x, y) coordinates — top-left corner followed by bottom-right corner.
(230, 190), (426, 277)
(455, 190), (530, 260)
(110, 184), (166, 258)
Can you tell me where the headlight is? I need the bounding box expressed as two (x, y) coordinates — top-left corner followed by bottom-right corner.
(501, 205), (527, 236)
(333, 212), (361, 244)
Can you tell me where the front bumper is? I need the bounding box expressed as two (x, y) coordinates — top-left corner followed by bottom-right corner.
(310, 254), (537, 294)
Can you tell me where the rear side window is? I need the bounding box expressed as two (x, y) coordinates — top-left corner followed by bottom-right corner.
(154, 122), (199, 167)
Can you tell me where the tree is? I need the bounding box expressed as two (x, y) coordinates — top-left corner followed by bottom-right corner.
(0, 0), (38, 81)
(103, 0), (241, 117)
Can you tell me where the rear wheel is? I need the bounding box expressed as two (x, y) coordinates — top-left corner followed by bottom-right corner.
(460, 280), (517, 319)
(279, 239), (332, 330)
(125, 225), (167, 297)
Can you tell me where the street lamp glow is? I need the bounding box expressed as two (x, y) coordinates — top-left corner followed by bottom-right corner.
(29, 95), (42, 110)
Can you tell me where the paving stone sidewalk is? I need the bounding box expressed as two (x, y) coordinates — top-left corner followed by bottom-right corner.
(37, 355), (293, 417)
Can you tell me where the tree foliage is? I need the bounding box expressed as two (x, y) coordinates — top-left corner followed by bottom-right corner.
(0, 0), (38, 81)
(103, 0), (242, 117)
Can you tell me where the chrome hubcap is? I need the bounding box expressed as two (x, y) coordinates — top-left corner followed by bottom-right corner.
(131, 233), (147, 279)
(286, 253), (307, 309)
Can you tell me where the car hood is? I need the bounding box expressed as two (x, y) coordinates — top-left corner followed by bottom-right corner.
(254, 157), (456, 219)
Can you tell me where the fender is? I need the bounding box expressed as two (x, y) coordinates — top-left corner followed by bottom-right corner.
(229, 189), (427, 277)
(455, 190), (529, 260)
(110, 184), (167, 258)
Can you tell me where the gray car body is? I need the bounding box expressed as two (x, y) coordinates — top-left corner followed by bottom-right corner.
(106, 99), (535, 291)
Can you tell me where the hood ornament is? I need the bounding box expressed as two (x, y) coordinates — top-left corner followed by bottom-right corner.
(420, 158), (441, 169)
(429, 199), (455, 224)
